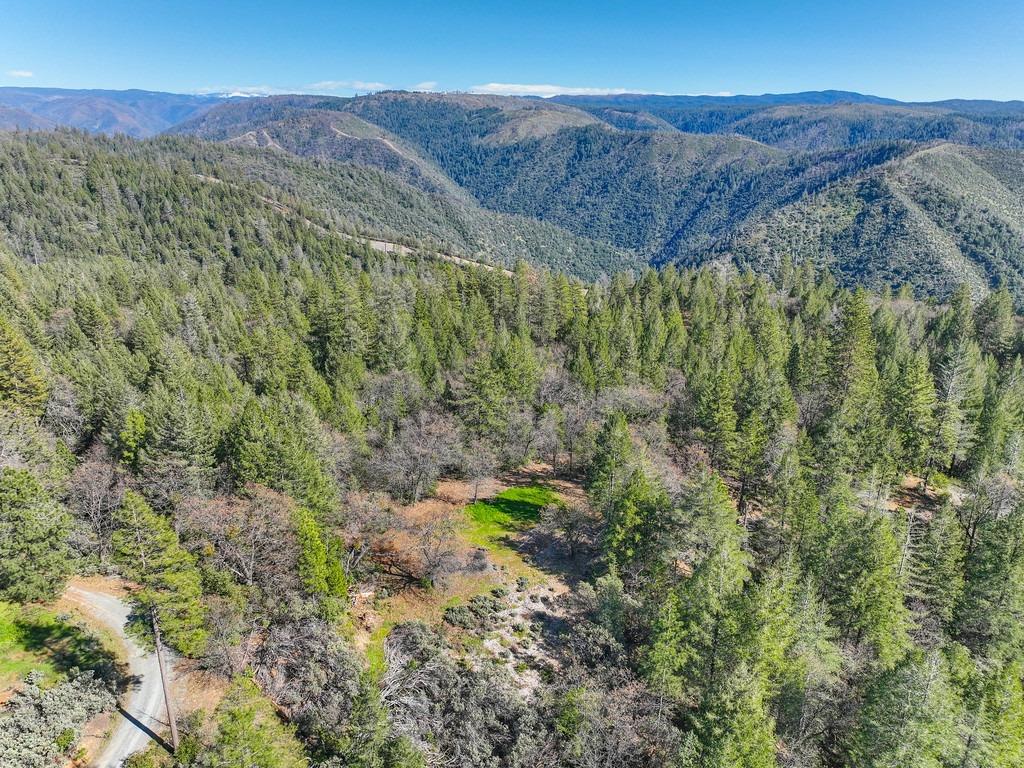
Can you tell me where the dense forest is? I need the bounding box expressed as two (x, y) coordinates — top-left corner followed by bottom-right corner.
(175, 92), (1024, 304)
(553, 94), (1024, 152)
(2, 119), (1024, 767)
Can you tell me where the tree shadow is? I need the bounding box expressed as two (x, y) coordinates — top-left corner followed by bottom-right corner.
(485, 495), (544, 527)
(15, 613), (128, 691)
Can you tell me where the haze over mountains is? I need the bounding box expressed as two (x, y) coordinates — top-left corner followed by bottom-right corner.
(0, 87), (225, 136)
(2, 85), (1024, 301)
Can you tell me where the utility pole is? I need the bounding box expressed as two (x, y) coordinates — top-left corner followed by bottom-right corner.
(151, 610), (179, 752)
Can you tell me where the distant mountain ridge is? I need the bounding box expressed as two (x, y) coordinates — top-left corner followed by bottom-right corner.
(172, 90), (1024, 302)
(0, 87), (229, 137)
(4, 85), (1024, 302)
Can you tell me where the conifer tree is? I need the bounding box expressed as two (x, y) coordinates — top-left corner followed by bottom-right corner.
(588, 411), (635, 517)
(113, 490), (207, 655)
(114, 490), (207, 751)
(813, 495), (911, 667)
(696, 363), (737, 469)
(0, 315), (49, 417)
(851, 651), (963, 768)
(197, 676), (308, 768)
(821, 289), (883, 474)
(912, 500), (966, 628)
(956, 501), (1024, 660)
(0, 468), (71, 603)
(892, 349), (938, 472)
(645, 473), (749, 705)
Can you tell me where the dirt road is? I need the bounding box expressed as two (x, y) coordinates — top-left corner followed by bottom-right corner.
(61, 583), (172, 768)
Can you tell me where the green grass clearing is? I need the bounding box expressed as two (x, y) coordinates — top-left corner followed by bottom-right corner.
(0, 601), (118, 694)
(464, 485), (560, 544)
(463, 484), (562, 577)
(364, 484), (563, 676)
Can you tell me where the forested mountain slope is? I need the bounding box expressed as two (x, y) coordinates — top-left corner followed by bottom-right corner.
(717, 142), (1024, 298)
(3, 132), (1024, 765)
(0, 130), (634, 278)
(555, 93), (1024, 150)
(176, 91), (1024, 303)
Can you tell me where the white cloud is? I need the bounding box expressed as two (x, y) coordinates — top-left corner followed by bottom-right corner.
(411, 81), (439, 92)
(195, 84), (287, 97)
(308, 80), (390, 92)
(7, 69), (33, 78)
(468, 83), (632, 98)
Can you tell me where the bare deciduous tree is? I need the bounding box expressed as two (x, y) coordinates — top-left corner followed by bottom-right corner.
(370, 412), (461, 503)
(463, 438), (498, 503)
(67, 444), (124, 563)
(183, 483), (299, 592)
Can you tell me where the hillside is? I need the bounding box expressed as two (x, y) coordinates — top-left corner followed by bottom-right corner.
(176, 91), (1024, 303)
(7, 87), (1024, 301)
(0, 130), (635, 279)
(0, 103), (56, 131)
(555, 92), (1024, 150)
(4, 149), (1024, 766)
(720, 143), (1024, 299)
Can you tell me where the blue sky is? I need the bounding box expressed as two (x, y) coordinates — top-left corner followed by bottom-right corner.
(2, 0), (1022, 101)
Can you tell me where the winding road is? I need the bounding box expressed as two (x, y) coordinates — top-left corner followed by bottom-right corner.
(61, 583), (173, 768)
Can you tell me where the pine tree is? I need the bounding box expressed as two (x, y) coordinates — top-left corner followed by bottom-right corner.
(821, 289), (883, 474)
(140, 380), (216, 507)
(850, 651), (963, 768)
(813, 494), (911, 667)
(713, 663), (778, 768)
(459, 354), (508, 439)
(974, 286), (1015, 360)
(697, 363), (737, 469)
(197, 676), (308, 768)
(0, 315), (49, 417)
(0, 468), (71, 603)
(603, 467), (666, 571)
(645, 473), (750, 705)
(227, 396), (339, 517)
(956, 500), (1024, 660)
(113, 490), (207, 655)
(588, 411), (635, 517)
(734, 412), (769, 520)
(892, 349), (938, 472)
(912, 500), (966, 628)
(965, 661), (1024, 768)
(117, 407), (146, 470)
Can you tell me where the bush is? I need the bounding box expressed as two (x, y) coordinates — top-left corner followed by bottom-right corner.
(442, 593), (503, 630)
(0, 669), (115, 768)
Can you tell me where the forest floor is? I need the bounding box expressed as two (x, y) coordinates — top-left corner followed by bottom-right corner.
(0, 597), (122, 705)
(353, 462), (592, 686)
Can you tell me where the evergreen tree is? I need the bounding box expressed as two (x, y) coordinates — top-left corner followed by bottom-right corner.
(197, 676), (308, 768)
(696, 362), (737, 469)
(0, 315), (49, 417)
(821, 289), (884, 475)
(892, 349), (938, 472)
(813, 495), (911, 667)
(0, 468), (71, 603)
(956, 500), (1024, 661)
(587, 411), (635, 516)
(645, 473), (750, 706)
(850, 651), (963, 768)
(912, 500), (966, 628)
(113, 490), (207, 655)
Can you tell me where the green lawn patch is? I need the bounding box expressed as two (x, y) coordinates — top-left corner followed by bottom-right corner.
(463, 483), (562, 569)
(0, 601), (118, 693)
(464, 485), (560, 544)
